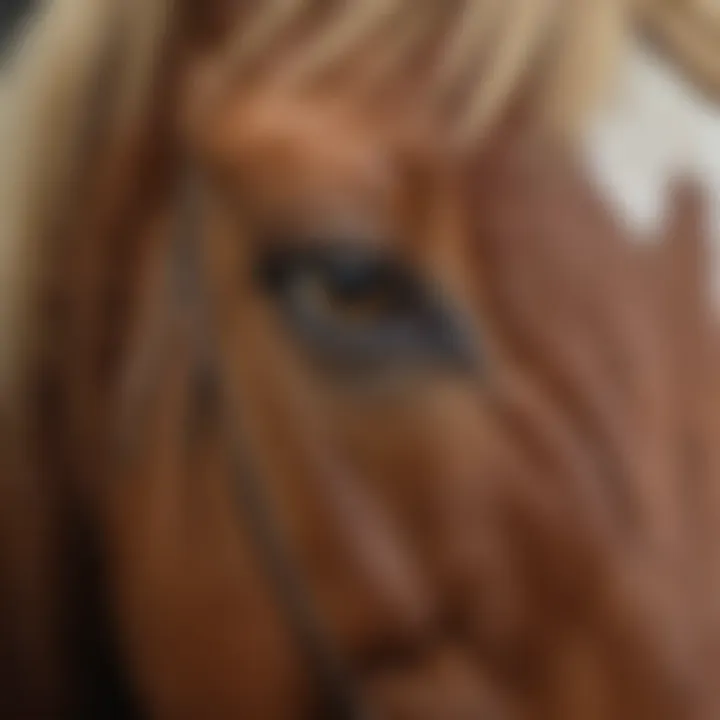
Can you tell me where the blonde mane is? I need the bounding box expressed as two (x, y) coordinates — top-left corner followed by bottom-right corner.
(216, 0), (627, 139)
(0, 0), (168, 411)
(5, 0), (710, 415)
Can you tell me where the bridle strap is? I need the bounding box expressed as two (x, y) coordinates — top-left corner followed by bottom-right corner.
(172, 169), (370, 720)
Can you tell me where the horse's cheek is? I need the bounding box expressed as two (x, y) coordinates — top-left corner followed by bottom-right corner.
(104, 409), (311, 718)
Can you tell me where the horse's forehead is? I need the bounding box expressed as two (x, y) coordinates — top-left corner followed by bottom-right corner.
(208, 93), (393, 179)
(192, 89), (468, 252)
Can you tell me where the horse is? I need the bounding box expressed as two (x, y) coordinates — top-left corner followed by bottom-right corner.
(2, 0), (720, 717)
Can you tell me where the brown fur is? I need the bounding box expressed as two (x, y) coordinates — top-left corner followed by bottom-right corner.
(3, 1), (720, 718)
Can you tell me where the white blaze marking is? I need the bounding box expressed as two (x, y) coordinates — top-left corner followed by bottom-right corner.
(583, 41), (720, 302)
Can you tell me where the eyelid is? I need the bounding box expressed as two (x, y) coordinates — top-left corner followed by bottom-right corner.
(256, 244), (482, 375)
(258, 212), (394, 255)
(256, 242), (409, 294)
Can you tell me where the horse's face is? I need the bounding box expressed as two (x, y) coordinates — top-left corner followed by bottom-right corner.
(109, 54), (720, 720)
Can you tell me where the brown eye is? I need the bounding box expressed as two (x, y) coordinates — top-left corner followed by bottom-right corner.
(286, 251), (411, 327)
(256, 243), (480, 374)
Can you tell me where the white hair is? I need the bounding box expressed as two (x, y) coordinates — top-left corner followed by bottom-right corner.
(0, 0), (168, 410)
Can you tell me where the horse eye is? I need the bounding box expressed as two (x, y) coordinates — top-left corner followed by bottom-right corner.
(256, 243), (479, 374)
(278, 250), (409, 326)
